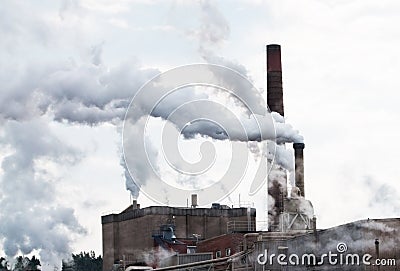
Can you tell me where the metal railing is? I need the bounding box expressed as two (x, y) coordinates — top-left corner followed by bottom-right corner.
(227, 220), (256, 233)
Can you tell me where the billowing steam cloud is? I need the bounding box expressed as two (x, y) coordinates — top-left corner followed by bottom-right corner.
(0, 120), (86, 264)
(0, 54), (158, 264)
(148, 87), (302, 143)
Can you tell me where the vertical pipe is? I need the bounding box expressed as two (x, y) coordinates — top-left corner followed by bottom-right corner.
(312, 216), (319, 249)
(375, 239), (380, 271)
(293, 143), (305, 197)
(247, 207), (251, 231)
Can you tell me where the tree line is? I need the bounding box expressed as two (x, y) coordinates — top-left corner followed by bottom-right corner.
(0, 252), (102, 271)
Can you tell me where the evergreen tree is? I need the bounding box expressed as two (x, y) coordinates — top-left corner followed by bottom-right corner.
(62, 252), (102, 271)
(0, 257), (10, 271)
(0, 256), (40, 271)
(26, 256), (40, 271)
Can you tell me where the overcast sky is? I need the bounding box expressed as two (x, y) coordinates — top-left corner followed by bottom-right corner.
(1, 0), (400, 269)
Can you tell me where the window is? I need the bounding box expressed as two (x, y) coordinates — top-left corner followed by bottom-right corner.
(187, 246), (196, 254)
(225, 248), (231, 256)
(215, 250), (221, 258)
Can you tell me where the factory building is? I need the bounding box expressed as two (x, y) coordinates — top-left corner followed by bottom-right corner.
(102, 44), (399, 271)
(102, 200), (256, 270)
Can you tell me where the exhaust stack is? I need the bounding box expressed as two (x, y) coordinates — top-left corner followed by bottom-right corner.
(266, 44), (284, 116)
(267, 44), (286, 231)
(293, 143), (305, 197)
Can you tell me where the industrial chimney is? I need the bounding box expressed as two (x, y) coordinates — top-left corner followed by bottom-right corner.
(267, 44), (286, 231)
(266, 44), (284, 116)
(293, 143), (305, 197)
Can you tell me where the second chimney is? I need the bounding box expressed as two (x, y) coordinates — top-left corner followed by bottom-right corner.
(293, 143), (305, 197)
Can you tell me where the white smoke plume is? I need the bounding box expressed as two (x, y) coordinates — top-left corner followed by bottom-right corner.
(266, 141), (294, 171)
(364, 177), (400, 214)
(0, 43), (158, 265)
(189, 0), (230, 50)
(0, 120), (86, 265)
(141, 247), (177, 268)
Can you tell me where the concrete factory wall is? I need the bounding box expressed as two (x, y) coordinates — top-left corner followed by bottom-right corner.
(101, 205), (256, 271)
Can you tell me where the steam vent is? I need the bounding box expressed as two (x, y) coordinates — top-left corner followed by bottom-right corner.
(102, 45), (400, 271)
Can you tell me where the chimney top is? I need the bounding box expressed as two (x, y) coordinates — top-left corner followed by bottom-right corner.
(293, 143), (305, 149)
(267, 44), (281, 50)
(266, 44), (282, 72)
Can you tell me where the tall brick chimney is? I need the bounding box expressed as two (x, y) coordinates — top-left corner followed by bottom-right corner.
(266, 44), (284, 116)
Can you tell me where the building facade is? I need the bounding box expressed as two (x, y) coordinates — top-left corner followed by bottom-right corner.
(102, 204), (256, 271)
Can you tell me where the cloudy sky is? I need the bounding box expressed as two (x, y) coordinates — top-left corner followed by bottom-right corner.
(1, 0), (400, 268)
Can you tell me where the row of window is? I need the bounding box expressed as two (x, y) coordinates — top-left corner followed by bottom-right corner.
(215, 248), (231, 258)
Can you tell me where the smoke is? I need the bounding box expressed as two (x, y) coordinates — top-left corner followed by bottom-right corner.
(361, 220), (395, 233)
(0, 44), (158, 264)
(364, 177), (400, 214)
(141, 247), (177, 268)
(153, 100), (301, 143)
(122, 117), (160, 199)
(269, 142), (294, 171)
(120, 0), (304, 204)
(190, 0), (230, 50)
(0, 57), (159, 125)
(122, 72), (303, 204)
(0, 120), (86, 265)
